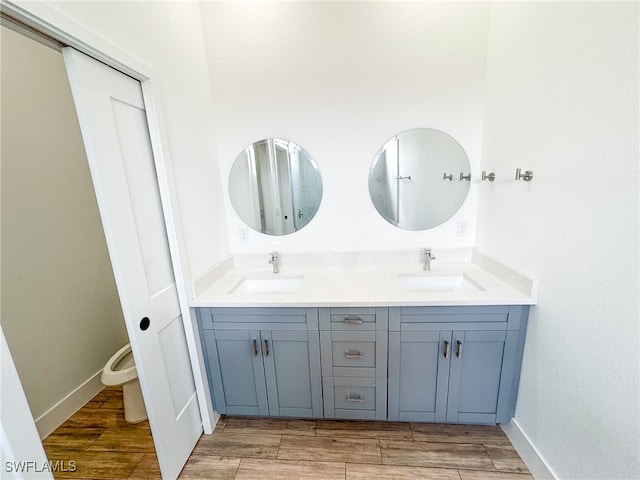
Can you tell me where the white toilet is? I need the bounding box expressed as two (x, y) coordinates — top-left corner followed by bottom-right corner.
(101, 343), (147, 423)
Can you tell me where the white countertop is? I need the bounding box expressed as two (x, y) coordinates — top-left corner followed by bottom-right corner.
(190, 250), (539, 308)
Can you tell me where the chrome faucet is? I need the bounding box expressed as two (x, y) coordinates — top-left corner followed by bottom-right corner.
(268, 251), (279, 274)
(423, 248), (436, 271)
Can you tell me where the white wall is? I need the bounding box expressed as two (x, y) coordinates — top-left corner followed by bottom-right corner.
(1, 25), (128, 422)
(47, 0), (230, 283)
(477, 3), (639, 479)
(201, 1), (490, 253)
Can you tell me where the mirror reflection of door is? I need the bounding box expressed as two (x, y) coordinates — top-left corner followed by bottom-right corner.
(229, 138), (323, 236)
(273, 139), (295, 235)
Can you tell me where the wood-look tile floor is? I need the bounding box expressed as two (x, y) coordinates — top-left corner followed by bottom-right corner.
(43, 387), (533, 479)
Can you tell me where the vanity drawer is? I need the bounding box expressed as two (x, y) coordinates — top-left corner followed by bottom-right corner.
(334, 383), (376, 411)
(323, 377), (387, 420)
(331, 308), (376, 330)
(321, 330), (386, 377)
(319, 307), (388, 331)
(332, 340), (375, 368)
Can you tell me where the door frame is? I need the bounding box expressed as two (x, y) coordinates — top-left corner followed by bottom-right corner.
(1, 0), (216, 432)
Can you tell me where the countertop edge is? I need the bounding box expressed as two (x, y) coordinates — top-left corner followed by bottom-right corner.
(190, 298), (536, 308)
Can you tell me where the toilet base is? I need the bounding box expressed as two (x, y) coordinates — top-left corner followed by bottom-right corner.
(122, 379), (147, 423)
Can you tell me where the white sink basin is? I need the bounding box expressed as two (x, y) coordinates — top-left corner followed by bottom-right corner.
(399, 272), (485, 292)
(229, 276), (304, 294)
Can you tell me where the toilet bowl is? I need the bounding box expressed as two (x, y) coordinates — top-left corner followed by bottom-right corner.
(101, 343), (147, 423)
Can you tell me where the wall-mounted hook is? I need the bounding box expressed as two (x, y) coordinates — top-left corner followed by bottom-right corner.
(515, 168), (534, 181)
(443, 173), (453, 181)
(481, 171), (495, 181)
(395, 175), (412, 180)
(459, 172), (471, 181)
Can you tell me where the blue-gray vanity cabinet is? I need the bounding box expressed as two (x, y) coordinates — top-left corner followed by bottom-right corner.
(388, 306), (529, 425)
(197, 308), (323, 418)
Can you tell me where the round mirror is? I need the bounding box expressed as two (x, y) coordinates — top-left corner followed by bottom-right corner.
(229, 138), (323, 236)
(368, 128), (471, 230)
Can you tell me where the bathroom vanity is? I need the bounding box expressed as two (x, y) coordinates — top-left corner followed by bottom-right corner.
(192, 250), (537, 426)
(197, 307), (323, 418)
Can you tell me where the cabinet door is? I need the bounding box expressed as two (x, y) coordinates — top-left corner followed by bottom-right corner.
(446, 330), (506, 424)
(388, 330), (451, 422)
(204, 329), (268, 416)
(262, 330), (323, 418)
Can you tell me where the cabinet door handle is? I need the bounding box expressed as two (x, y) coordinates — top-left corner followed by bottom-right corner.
(346, 393), (363, 402)
(262, 339), (269, 356)
(343, 316), (363, 324)
(344, 350), (364, 359)
(444, 340), (451, 359)
(456, 340), (463, 358)
(251, 339), (258, 356)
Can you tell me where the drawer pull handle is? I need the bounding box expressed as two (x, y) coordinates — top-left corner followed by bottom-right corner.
(456, 340), (463, 358)
(343, 316), (363, 324)
(344, 351), (364, 359)
(262, 339), (269, 356)
(346, 393), (363, 402)
(444, 340), (451, 359)
(251, 339), (258, 356)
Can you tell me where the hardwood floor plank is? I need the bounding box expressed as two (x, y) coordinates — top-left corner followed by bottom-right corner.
(458, 470), (534, 480)
(223, 416), (317, 436)
(380, 440), (494, 470)
(83, 387), (125, 411)
(485, 445), (530, 473)
(278, 435), (382, 464)
(85, 387), (117, 404)
(178, 455), (241, 480)
(46, 450), (143, 479)
(235, 458), (346, 480)
(316, 420), (413, 440)
(82, 399), (110, 409)
(410, 424), (511, 445)
(62, 408), (121, 428)
(127, 453), (162, 479)
(191, 432), (280, 458)
(63, 408), (150, 430)
(87, 427), (155, 453)
(42, 427), (104, 452)
(346, 463), (462, 480)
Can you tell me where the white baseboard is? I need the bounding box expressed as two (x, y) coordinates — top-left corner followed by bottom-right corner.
(35, 369), (105, 439)
(502, 419), (557, 480)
